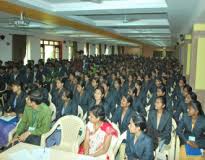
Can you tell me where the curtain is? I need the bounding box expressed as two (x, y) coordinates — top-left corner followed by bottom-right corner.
(117, 46), (121, 55)
(111, 46), (115, 55)
(73, 41), (78, 58)
(99, 44), (102, 56)
(86, 43), (90, 56)
(12, 34), (26, 62)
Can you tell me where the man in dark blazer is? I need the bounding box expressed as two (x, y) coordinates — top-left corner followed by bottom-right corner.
(4, 81), (26, 117)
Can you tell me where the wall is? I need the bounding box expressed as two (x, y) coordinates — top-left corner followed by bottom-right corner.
(142, 45), (157, 57)
(114, 45), (118, 55)
(124, 46), (142, 56)
(0, 33), (12, 63)
(77, 41), (85, 51)
(89, 43), (95, 56)
(195, 38), (205, 90)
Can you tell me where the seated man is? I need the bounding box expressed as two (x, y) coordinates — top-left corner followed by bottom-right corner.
(12, 89), (52, 146)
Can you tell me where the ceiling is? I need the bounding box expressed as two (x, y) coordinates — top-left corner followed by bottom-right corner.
(1, 0), (205, 47)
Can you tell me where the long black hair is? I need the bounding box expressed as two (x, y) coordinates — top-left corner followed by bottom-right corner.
(131, 113), (146, 131)
(90, 105), (106, 121)
(188, 100), (204, 116)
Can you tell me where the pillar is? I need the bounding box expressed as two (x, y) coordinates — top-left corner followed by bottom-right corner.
(190, 23), (205, 112)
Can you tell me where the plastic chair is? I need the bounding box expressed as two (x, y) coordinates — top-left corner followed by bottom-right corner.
(48, 93), (52, 104)
(41, 115), (86, 153)
(7, 119), (21, 147)
(49, 102), (56, 121)
(154, 118), (178, 160)
(82, 112), (87, 123)
(114, 131), (127, 158)
(0, 83), (7, 108)
(78, 105), (84, 119)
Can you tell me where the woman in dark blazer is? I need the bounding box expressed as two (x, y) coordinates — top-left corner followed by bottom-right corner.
(51, 78), (65, 117)
(126, 114), (154, 160)
(111, 95), (133, 134)
(131, 88), (147, 117)
(177, 100), (205, 149)
(60, 89), (77, 118)
(74, 80), (91, 114)
(147, 96), (172, 149)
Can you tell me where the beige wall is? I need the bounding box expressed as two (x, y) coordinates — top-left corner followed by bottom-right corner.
(124, 46), (142, 56)
(142, 45), (157, 57)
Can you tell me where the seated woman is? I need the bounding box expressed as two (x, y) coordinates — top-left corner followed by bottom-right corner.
(130, 88), (147, 117)
(147, 96), (172, 150)
(126, 114), (154, 160)
(0, 81), (26, 148)
(74, 80), (91, 114)
(177, 100), (205, 149)
(51, 78), (65, 118)
(88, 86), (108, 117)
(111, 95), (133, 134)
(81, 105), (118, 158)
(59, 89), (77, 118)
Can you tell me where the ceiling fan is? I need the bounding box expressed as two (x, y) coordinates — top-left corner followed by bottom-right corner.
(123, 15), (141, 23)
(0, 12), (55, 30)
(0, 12), (30, 27)
(80, 0), (103, 3)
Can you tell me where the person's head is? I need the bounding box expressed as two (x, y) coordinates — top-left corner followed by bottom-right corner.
(187, 100), (204, 117)
(91, 78), (99, 88)
(94, 86), (104, 102)
(26, 89), (43, 108)
(179, 76), (186, 88)
(77, 80), (85, 93)
(185, 92), (197, 104)
(144, 73), (151, 82)
(120, 75), (126, 85)
(155, 96), (166, 111)
(84, 74), (89, 82)
(12, 66), (18, 74)
(121, 95), (133, 109)
(135, 80), (142, 90)
(26, 67), (32, 73)
(128, 74), (133, 82)
(128, 88), (134, 97)
(62, 89), (73, 101)
(114, 78), (121, 89)
(69, 72), (75, 81)
(157, 85), (166, 97)
(89, 105), (106, 124)
(111, 73), (116, 80)
(11, 81), (22, 93)
(155, 77), (162, 87)
(101, 81), (110, 93)
(56, 78), (64, 89)
(183, 84), (192, 98)
(128, 114), (146, 134)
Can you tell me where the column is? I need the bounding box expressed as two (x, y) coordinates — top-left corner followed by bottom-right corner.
(189, 23), (205, 112)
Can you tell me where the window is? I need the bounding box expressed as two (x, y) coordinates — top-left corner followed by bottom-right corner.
(40, 39), (62, 62)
